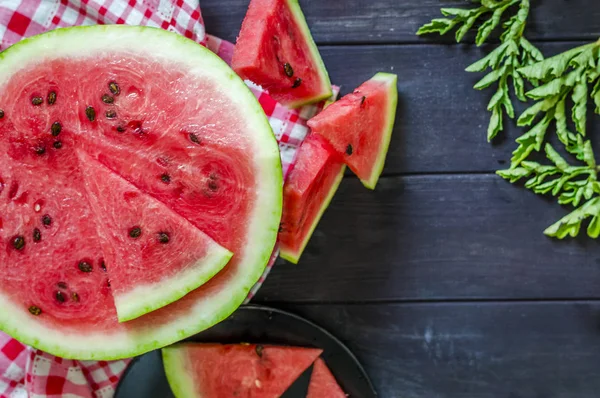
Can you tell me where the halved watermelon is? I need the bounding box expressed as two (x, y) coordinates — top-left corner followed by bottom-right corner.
(308, 73), (398, 189)
(232, 0), (332, 108)
(0, 26), (282, 359)
(162, 343), (322, 397)
(278, 134), (345, 263)
(307, 358), (346, 398)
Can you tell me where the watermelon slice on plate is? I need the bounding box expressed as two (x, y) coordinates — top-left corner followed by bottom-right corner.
(232, 0), (332, 108)
(162, 343), (322, 397)
(0, 25), (282, 359)
(307, 358), (347, 398)
(308, 73), (398, 189)
(278, 134), (345, 263)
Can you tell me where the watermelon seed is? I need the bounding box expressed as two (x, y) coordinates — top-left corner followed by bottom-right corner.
(53, 141), (62, 149)
(360, 96), (366, 107)
(32, 228), (41, 242)
(109, 81), (120, 96)
(283, 63), (294, 77)
(255, 345), (264, 358)
(208, 180), (218, 191)
(346, 144), (353, 156)
(71, 292), (79, 302)
(189, 133), (200, 144)
(31, 96), (43, 106)
(85, 106), (96, 122)
(0, 109), (4, 119)
(55, 291), (66, 303)
(34, 145), (46, 156)
(292, 78), (302, 89)
(129, 227), (142, 239)
(57, 282), (67, 289)
(34, 203), (41, 212)
(101, 94), (114, 104)
(116, 125), (126, 133)
(100, 260), (107, 272)
(105, 109), (117, 119)
(12, 235), (25, 250)
(28, 306), (42, 316)
(157, 232), (170, 244)
(160, 173), (171, 184)
(41, 214), (52, 227)
(47, 91), (57, 105)
(78, 261), (93, 273)
(107, 279), (111, 288)
(51, 121), (62, 136)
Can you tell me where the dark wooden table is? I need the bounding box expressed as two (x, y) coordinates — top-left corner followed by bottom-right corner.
(201, 1), (600, 396)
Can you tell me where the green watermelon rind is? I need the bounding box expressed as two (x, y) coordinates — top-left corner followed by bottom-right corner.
(280, 164), (346, 264)
(162, 346), (197, 398)
(360, 72), (398, 190)
(285, 0), (333, 108)
(0, 25), (282, 360)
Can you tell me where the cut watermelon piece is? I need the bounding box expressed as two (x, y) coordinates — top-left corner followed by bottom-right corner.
(307, 358), (346, 398)
(77, 152), (232, 322)
(0, 26), (282, 359)
(232, 0), (332, 108)
(279, 134), (345, 263)
(162, 343), (322, 397)
(308, 73), (398, 189)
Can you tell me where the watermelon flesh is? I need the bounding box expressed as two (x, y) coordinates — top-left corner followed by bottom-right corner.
(0, 26), (282, 359)
(308, 73), (398, 189)
(307, 358), (346, 398)
(77, 152), (232, 322)
(278, 134), (345, 263)
(162, 343), (322, 398)
(232, 0), (332, 108)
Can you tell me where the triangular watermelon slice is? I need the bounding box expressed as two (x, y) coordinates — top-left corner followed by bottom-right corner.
(232, 0), (332, 108)
(77, 152), (232, 322)
(307, 358), (347, 398)
(162, 343), (322, 397)
(308, 73), (398, 189)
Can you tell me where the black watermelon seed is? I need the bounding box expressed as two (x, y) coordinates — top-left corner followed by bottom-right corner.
(28, 306), (42, 316)
(53, 141), (62, 149)
(85, 106), (96, 122)
(34, 146), (46, 156)
(55, 291), (66, 303)
(12, 235), (25, 250)
(283, 63), (294, 78)
(105, 109), (117, 119)
(100, 260), (107, 272)
(292, 78), (302, 88)
(47, 91), (57, 105)
(208, 180), (218, 191)
(189, 133), (200, 144)
(160, 173), (171, 184)
(107, 279), (111, 288)
(78, 261), (93, 273)
(346, 144), (353, 156)
(71, 292), (79, 302)
(33, 228), (41, 242)
(101, 94), (114, 104)
(116, 125), (126, 133)
(41, 214), (52, 227)
(57, 282), (67, 289)
(109, 81), (120, 96)
(0, 109), (5, 119)
(256, 345), (264, 358)
(51, 121), (62, 136)
(157, 232), (170, 244)
(278, 226), (284, 233)
(129, 227), (142, 239)
(360, 96), (366, 107)
(31, 97), (43, 106)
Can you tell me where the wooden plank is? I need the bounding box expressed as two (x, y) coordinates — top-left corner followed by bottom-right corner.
(284, 302), (600, 398)
(256, 174), (600, 302)
(200, 0), (600, 44)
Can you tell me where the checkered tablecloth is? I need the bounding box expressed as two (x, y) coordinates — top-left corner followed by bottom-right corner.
(0, 1), (336, 397)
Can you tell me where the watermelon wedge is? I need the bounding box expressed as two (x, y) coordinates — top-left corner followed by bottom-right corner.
(0, 26), (282, 359)
(308, 73), (398, 189)
(307, 358), (347, 398)
(279, 134), (345, 263)
(77, 152), (232, 322)
(162, 343), (322, 397)
(232, 0), (332, 108)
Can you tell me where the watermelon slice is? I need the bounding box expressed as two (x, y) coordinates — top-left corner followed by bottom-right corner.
(232, 0), (332, 108)
(77, 151), (232, 322)
(307, 358), (347, 398)
(308, 73), (398, 189)
(0, 26), (282, 359)
(162, 343), (322, 397)
(278, 134), (345, 263)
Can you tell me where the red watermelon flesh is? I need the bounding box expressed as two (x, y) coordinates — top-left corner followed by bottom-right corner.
(162, 343), (322, 398)
(307, 358), (347, 398)
(232, 0), (332, 108)
(278, 134), (345, 263)
(77, 152), (232, 322)
(307, 73), (398, 189)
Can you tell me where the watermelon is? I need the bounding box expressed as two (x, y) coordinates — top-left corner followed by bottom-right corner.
(0, 26), (282, 359)
(307, 358), (346, 398)
(162, 343), (322, 397)
(308, 73), (398, 189)
(232, 0), (332, 108)
(278, 134), (345, 263)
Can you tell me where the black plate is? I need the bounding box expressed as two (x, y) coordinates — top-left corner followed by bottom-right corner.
(115, 304), (377, 398)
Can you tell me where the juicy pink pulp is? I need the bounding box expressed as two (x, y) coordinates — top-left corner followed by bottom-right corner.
(306, 358), (346, 398)
(0, 55), (257, 333)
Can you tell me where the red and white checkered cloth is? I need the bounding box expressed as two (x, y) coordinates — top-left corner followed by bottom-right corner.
(0, 1), (337, 397)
